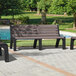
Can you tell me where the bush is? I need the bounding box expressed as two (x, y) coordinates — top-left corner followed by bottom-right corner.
(0, 19), (10, 25)
(18, 16), (29, 24)
(0, 22), (3, 25)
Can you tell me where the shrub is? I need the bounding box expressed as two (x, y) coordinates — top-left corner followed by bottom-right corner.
(0, 22), (3, 25)
(18, 16), (29, 24)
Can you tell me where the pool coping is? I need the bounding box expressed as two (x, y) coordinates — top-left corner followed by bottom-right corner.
(0, 26), (10, 29)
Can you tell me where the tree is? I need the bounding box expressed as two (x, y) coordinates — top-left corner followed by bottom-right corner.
(37, 0), (52, 24)
(48, 0), (67, 14)
(0, 0), (8, 19)
(67, 0), (76, 28)
(38, 0), (46, 23)
(24, 0), (40, 11)
(38, 0), (52, 12)
(7, 0), (24, 20)
(0, 0), (24, 19)
(30, 0), (38, 11)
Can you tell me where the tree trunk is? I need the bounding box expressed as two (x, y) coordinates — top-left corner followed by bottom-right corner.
(37, 2), (40, 15)
(12, 15), (14, 21)
(12, 9), (15, 21)
(0, 16), (1, 19)
(41, 10), (46, 24)
(37, 8), (40, 14)
(73, 13), (76, 29)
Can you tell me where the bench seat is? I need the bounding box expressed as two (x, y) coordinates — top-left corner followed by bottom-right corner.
(14, 36), (64, 39)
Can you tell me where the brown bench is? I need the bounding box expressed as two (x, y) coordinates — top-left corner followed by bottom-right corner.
(70, 37), (76, 49)
(10, 25), (66, 51)
(0, 41), (9, 62)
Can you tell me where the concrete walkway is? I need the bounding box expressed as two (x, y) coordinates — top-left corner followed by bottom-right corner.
(0, 47), (76, 76)
(60, 31), (76, 37)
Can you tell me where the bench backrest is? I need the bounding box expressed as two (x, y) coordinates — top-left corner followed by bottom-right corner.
(10, 25), (60, 38)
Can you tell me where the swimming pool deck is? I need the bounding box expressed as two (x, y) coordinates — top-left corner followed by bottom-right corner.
(0, 47), (76, 76)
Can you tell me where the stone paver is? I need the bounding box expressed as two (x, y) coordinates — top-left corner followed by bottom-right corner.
(0, 47), (76, 76)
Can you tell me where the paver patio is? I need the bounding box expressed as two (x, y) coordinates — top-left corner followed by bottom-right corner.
(0, 46), (76, 76)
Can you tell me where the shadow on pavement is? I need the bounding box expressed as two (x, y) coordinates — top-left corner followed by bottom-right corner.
(0, 51), (17, 62)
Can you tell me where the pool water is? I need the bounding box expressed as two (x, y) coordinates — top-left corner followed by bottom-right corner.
(0, 29), (71, 40)
(0, 29), (10, 40)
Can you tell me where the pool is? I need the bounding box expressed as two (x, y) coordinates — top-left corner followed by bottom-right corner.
(0, 29), (71, 40)
(0, 29), (10, 40)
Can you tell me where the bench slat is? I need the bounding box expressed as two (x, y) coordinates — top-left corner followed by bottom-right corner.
(12, 34), (59, 37)
(15, 36), (63, 39)
(11, 31), (58, 34)
(11, 25), (60, 39)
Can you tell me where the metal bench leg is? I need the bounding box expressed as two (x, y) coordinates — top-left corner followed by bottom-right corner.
(10, 38), (13, 49)
(70, 38), (75, 50)
(3, 44), (9, 62)
(14, 39), (16, 51)
(55, 39), (60, 48)
(0, 47), (2, 56)
(39, 39), (42, 50)
(33, 39), (37, 48)
(62, 37), (66, 49)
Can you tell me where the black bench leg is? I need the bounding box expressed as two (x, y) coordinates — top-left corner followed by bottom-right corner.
(70, 38), (75, 50)
(62, 37), (66, 49)
(55, 39), (60, 48)
(14, 39), (16, 51)
(33, 39), (37, 48)
(10, 38), (13, 49)
(0, 47), (2, 56)
(39, 39), (42, 50)
(3, 44), (9, 62)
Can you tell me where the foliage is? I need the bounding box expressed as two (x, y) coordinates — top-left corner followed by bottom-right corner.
(66, 0), (76, 28)
(0, 0), (7, 18)
(0, 0), (24, 19)
(37, 0), (52, 11)
(18, 16), (29, 24)
(23, 0), (40, 11)
(48, 0), (68, 14)
(66, 0), (76, 15)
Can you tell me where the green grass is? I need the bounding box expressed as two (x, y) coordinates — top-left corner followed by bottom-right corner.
(1, 11), (74, 26)
(2, 39), (75, 47)
(2, 12), (41, 19)
(60, 29), (76, 33)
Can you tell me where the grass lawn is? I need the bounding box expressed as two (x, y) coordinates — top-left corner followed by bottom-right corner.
(1, 11), (74, 33)
(2, 38), (76, 47)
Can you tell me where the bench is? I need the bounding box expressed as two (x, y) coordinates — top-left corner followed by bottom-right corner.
(0, 41), (9, 62)
(70, 37), (76, 49)
(10, 25), (66, 51)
